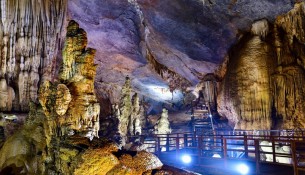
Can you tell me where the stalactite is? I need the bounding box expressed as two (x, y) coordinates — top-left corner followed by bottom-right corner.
(146, 48), (191, 92)
(0, 0), (67, 112)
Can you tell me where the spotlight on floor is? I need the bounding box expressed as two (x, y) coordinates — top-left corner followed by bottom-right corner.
(181, 155), (191, 164)
(212, 153), (221, 158)
(237, 163), (249, 175)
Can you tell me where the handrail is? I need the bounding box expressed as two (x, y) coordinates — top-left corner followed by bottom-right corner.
(123, 130), (305, 175)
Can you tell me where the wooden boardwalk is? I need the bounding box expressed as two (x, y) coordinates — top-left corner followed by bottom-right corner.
(128, 130), (305, 175)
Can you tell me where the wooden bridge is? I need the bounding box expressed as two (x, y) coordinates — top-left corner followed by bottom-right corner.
(128, 130), (305, 175)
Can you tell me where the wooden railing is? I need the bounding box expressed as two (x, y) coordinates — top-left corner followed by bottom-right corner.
(127, 130), (305, 175)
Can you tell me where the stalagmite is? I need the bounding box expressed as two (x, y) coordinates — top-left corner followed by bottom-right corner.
(128, 93), (144, 135)
(118, 77), (132, 144)
(155, 108), (171, 135)
(38, 21), (100, 140)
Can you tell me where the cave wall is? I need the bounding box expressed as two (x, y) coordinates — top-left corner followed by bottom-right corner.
(0, 0), (67, 112)
(218, 3), (305, 130)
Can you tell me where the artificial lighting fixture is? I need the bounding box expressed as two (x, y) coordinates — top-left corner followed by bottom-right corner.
(181, 155), (192, 164)
(237, 163), (249, 175)
(212, 153), (221, 158)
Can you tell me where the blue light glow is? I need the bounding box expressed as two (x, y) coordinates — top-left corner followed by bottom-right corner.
(237, 164), (249, 175)
(181, 155), (191, 164)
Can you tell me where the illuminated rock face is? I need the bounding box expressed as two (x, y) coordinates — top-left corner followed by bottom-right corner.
(129, 93), (144, 136)
(272, 3), (305, 129)
(218, 3), (305, 130)
(0, 0), (67, 112)
(155, 108), (171, 135)
(61, 21), (101, 139)
(68, 0), (294, 105)
(118, 77), (132, 141)
(218, 23), (274, 130)
(0, 21), (170, 175)
(39, 20), (100, 140)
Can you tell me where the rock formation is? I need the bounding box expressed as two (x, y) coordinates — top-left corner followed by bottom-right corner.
(118, 77), (132, 144)
(218, 3), (305, 130)
(218, 19), (274, 130)
(61, 20), (101, 139)
(0, 20), (181, 175)
(129, 93), (144, 136)
(197, 74), (219, 113)
(155, 108), (171, 135)
(68, 0), (295, 108)
(39, 20), (100, 140)
(0, 0), (67, 112)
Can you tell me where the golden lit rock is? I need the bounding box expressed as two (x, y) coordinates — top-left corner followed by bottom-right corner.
(218, 20), (275, 130)
(219, 3), (305, 129)
(119, 151), (163, 175)
(55, 84), (72, 116)
(74, 149), (120, 175)
(0, 0), (67, 112)
(60, 21), (100, 139)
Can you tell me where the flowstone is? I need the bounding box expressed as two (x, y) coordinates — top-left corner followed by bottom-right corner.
(218, 4), (305, 130)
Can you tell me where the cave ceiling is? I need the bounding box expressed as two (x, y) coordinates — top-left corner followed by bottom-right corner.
(68, 0), (295, 103)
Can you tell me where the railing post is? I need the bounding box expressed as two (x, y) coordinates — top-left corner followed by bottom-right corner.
(176, 136), (180, 161)
(157, 137), (161, 155)
(193, 131), (197, 147)
(184, 134), (188, 148)
(272, 137), (276, 163)
(221, 135), (224, 153)
(198, 135), (202, 156)
(166, 134), (170, 152)
(291, 141), (299, 175)
(223, 138), (227, 168)
(244, 135), (248, 158)
(255, 140), (260, 175)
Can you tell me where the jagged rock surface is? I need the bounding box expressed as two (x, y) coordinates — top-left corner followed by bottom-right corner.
(39, 20), (100, 140)
(272, 3), (305, 129)
(218, 3), (305, 130)
(129, 93), (144, 136)
(68, 0), (295, 105)
(0, 20), (175, 175)
(0, 0), (67, 112)
(118, 77), (132, 142)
